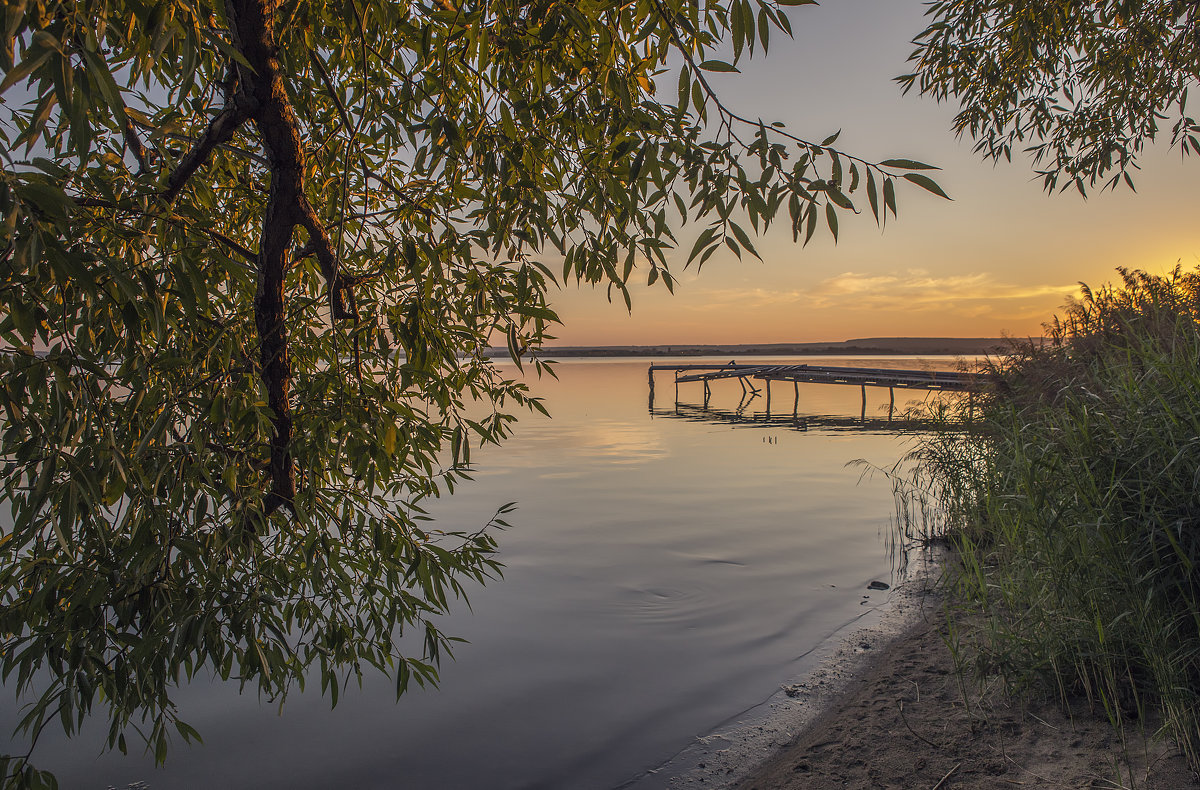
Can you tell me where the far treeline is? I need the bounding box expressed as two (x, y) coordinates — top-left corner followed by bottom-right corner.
(489, 337), (1014, 357)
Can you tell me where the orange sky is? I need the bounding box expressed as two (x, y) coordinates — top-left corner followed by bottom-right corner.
(544, 0), (1200, 346)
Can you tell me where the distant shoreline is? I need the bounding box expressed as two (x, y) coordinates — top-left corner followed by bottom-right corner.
(486, 337), (1021, 359)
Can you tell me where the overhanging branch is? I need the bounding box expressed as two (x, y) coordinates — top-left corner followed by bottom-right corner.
(162, 88), (253, 204)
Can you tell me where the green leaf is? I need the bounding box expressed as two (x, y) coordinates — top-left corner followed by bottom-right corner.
(883, 177), (898, 217)
(879, 158), (940, 170)
(777, 10), (794, 35)
(827, 188), (854, 211)
(729, 222), (760, 259)
(825, 202), (838, 242)
(687, 226), (718, 265)
(10, 297), (35, 339)
(512, 304), (560, 322)
(866, 168), (879, 222)
(699, 60), (739, 73)
(0, 48), (53, 93)
(16, 181), (76, 221)
(79, 47), (130, 128)
(902, 172), (951, 200)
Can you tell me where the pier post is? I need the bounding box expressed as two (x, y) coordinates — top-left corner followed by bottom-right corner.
(643, 362), (983, 423)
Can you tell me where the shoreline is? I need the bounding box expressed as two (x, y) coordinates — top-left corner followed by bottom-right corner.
(482, 338), (1015, 360)
(628, 548), (1198, 790)
(624, 549), (946, 790)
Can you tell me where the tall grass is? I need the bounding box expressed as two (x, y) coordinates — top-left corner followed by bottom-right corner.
(915, 265), (1200, 768)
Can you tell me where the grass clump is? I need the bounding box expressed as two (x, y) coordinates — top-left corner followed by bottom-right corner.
(916, 265), (1200, 768)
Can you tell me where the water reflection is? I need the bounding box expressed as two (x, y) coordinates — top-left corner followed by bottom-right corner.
(7, 357), (960, 790)
(652, 392), (960, 433)
(647, 358), (978, 428)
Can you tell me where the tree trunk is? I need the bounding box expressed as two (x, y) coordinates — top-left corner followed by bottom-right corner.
(226, 0), (307, 514)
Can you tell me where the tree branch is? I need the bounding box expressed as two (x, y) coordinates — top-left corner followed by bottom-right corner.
(122, 118), (152, 174)
(74, 198), (258, 268)
(295, 203), (354, 320)
(162, 85), (253, 204)
(132, 121), (269, 168)
(226, 0), (360, 515)
(226, 0), (303, 515)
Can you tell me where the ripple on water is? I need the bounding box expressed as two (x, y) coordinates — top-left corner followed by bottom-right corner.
(613, 581), (739, 630)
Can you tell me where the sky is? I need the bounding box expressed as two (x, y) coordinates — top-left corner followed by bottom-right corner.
(546, 0), (1200, 346)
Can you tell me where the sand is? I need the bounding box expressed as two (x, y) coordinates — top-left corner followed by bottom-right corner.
(733, 604), (1198, 790)
(631, 552), (1198, 790)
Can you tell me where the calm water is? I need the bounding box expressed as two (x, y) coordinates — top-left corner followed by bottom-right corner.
(4, 357), (960, 789)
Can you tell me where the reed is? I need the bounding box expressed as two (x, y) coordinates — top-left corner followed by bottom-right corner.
(911, 265), (1200, 770)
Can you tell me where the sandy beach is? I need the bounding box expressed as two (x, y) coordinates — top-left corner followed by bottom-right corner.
(734, 602), (1198, 790)
(634, 554), (1198, 790)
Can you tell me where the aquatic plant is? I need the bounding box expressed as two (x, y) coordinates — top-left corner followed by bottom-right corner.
(913, 264), (1200, 770)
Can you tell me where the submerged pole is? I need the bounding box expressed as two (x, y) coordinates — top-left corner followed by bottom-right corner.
(888, 387), (894, 421)
(860, 384), (867, 420)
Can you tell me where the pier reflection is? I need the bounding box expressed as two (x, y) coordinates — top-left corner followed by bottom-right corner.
(650, 391), (962, 433)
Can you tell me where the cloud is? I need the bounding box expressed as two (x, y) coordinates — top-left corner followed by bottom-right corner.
(683, 270), (1081, 318)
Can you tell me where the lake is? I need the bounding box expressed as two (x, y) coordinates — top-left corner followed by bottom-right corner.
(3, 356), (961, 789)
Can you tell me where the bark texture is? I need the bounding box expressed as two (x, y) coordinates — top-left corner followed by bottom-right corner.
(224, 0), (345, 513)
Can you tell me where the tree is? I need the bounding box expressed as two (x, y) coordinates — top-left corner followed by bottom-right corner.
(0, 0), (943, 784)
(900, 0), (1200, 194)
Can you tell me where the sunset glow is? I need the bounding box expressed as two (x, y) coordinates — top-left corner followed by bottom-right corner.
(546, 0), (1200, 347)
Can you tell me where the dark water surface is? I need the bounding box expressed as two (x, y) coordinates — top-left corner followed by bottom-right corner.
(4, 357), (961, 789)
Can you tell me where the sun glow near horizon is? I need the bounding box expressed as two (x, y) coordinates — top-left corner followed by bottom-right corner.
(545, 0), (1200, 348)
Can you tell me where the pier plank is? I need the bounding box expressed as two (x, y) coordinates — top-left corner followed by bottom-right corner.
(649, 363), (989, 393)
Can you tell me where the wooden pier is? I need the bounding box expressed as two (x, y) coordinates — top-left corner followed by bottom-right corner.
(648, 362), (991, 420)
(652, 399), (964, 433)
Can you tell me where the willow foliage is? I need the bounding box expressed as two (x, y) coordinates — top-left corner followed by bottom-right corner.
(901, 0), (1200, 193)
(0, 0), (941, 784)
